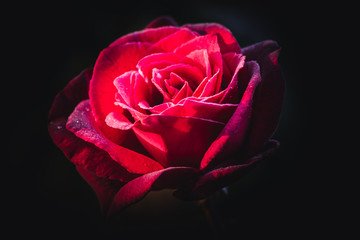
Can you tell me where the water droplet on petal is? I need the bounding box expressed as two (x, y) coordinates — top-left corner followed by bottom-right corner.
(57, 125), (62, 130)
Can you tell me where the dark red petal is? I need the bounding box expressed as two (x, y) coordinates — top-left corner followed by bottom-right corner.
(183, 23), (241, 54)
(48, 69), (137, 182)
(242, 40), (285, 157)
(133, 115), (225, 168)
(108, 167), (199, 215)
(145, 16), (178, 29)
(48, 68), (92, 122)
(89, 42), (151, 142)
(174, 140), (279, 200)
(161, 98), (237, 124)
(200, 61), (261, 169)
(66, 100), (164, 174)
(49, 117), (137, 182)
(76, 166), (124, 215)
(109, 26), (179, 47)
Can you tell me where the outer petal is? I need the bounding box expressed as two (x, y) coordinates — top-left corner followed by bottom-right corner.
(48, 69), (137, 182)
(48, 68), (92, 121)
(183, 23), (241, 54)
(108, 167), (199, 215)
(200, 61), (261, 169)
(89, 42), (151, 142)
(145, 16), (178, 29)
(66, 100), (164, 174)
(76, 166), (124, 215)
(174, 139), (279, 200)
(242, 40), (285, 157)
(146, 28), (197, 54)
(133, 115), (225, 168)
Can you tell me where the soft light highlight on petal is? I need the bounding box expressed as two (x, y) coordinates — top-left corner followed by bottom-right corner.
(66, 100), (164, 174)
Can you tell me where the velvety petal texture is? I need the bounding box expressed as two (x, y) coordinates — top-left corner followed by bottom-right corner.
(48, 16), (285, 216)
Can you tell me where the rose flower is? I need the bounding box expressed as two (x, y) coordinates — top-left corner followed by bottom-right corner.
(48, 16), (285, 215)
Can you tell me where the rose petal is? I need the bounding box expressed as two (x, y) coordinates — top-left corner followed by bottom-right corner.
(152, 63), (204, 92)
(161, 98), (237, 124)
(109, 26), (179, 47)
(105, 111), (134, 130)
(173, 81), (193, 104)
(200, 61), (261, 169)
(89, 42), (151, 142)
(114, 93), (148, 121)
(221, 52), (244, 90)
(132, 115), (225, 168)
(108, 167), (199, 215)
(174, 140), (279, 200)
(147, 28), (197, 54)
(197, 67), (221, 97)
(136, 52), (183, 81)
(48, 68), (92, 121)
(49, 115), (137, 183)
(66, 100), (164, 174)
(138, 101), (175, 114)
(183, 23), (241, 54)
(174, 34), (223, 73)
(219, 54), (246, 104)
(184, 49), (211, 77)
(145, 16), (178, 29)
(48, 69), (136, 182)
(242, 40), (285, 157)
(76, 166), (125, 215)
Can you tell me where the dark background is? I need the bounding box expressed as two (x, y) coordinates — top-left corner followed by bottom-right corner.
(5, 1), (346, 239)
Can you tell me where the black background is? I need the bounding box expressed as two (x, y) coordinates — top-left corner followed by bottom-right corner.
(5, 1), (348, 239)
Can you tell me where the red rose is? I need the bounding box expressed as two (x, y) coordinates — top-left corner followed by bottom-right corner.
(48, 16), (284, 215)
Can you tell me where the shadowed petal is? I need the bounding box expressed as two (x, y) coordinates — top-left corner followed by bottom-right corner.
(76, 166), (125, 215)
(200, 61), (261, 169)
(174, 139), (279, 200)
(242, 40), (285, 157)
(108, 167), (199, 215)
